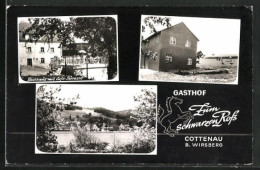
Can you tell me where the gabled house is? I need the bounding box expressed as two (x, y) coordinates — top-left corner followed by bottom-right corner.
(119, 124), (130, 131)
(119, 124), (125, 131)
(141, 22), (199, 71)
(91, 124), (100, 131)
(18, 21), (62, 69)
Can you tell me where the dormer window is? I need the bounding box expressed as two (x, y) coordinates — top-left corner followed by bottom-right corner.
(170, 36), (176, 45)
(185, 40), (191, 47)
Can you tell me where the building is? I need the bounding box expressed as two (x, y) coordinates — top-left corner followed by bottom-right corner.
(119, 124), (125, 131)
(141, 22), (199, 71)
(91, 124), (100, 131)
(119, 124), (130, 131)
(18, 21), (62, 69)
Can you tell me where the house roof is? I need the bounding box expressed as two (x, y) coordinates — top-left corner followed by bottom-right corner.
(19, 21), (60, 43)
(144, 22), (199, 42)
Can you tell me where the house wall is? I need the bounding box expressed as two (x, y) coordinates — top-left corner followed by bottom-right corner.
(141, 34), (161, 71)
(159, 24), (197, 70)
(159, 47), (196, 70)
(19, 42), (62, 69)
(141, 23), (198, 71)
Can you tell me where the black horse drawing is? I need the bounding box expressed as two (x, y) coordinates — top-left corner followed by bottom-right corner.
(158, 96), (194, 136)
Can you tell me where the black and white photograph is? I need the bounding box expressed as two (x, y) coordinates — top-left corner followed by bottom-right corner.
(35, 84), (157, 154)
(139, 15), (240, 84)
(18, 15), (118, 83)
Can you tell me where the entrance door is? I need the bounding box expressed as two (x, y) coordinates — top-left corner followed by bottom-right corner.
(27, 58), (32, 66)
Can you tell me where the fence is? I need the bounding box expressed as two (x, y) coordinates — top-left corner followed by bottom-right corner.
(50, 56), (108, 80)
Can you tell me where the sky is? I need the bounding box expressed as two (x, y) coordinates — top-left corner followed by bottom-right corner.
(141, 15), (241, 56)
(37, 84), (157, 111)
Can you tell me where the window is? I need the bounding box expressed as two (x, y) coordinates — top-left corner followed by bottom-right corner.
(27, 47), (32, 53)
(40, 47), (44, 53)
(165, 54), (172, 63)
(170, 36), (176, 45)
(41, 58), (45, 63)
(187, 58), (192, 65)
(185, 40), (191, 47)
(50, 48), (54, 53)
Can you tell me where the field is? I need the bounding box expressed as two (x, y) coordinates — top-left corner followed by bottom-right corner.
(52, 131), (135, 147)
(140, 58), (238, 84)
(61, 109), (102, 118)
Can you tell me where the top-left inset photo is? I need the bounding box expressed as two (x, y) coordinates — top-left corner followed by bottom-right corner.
(18, 15), (118, 83)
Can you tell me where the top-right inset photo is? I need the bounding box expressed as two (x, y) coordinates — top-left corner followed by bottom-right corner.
(139, 15), (241, 84)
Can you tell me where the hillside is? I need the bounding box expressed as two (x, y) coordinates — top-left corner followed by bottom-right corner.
(90, 107), (133, 119)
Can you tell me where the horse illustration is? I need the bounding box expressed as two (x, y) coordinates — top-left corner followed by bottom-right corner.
(158, 96), (194, 136)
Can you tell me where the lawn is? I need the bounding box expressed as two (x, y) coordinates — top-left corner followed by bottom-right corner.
(52, 131), (135, 147)
(140, 58), (238, 84)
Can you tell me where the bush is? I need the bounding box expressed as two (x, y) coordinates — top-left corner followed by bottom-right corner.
(131, 126), (156, 153)
(57, 145), (66, 153)
(67, 126), (109, 153)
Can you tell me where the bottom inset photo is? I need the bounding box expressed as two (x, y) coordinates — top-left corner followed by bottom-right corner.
(35, 84), (157, 154)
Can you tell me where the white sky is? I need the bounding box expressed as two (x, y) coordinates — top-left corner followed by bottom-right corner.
(141, 15), (241, 56)
(37, 84), (157, 111)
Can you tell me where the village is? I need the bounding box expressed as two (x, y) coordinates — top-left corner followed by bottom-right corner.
(53, 108), (134, 132)
(36, 85), (157, 153)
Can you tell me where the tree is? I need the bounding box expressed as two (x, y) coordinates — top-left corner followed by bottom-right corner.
(36, 85), (80, 152)
(141, 16), (172, 64)
(132, 89), (157, 127)
(116, 119), (123, 126)
(130, 89), (157, 153)
(23, 17), (117, 79)
(197, 51), (205, 59)
(142, 16), (172, 39)
(36, 85), (62, 152)
(71, 17), (117, 79)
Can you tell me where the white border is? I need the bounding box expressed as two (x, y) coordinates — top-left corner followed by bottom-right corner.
(18, 15), (119, 84)
(35, 84), (158, 155)
(138, 15), (240, 85)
